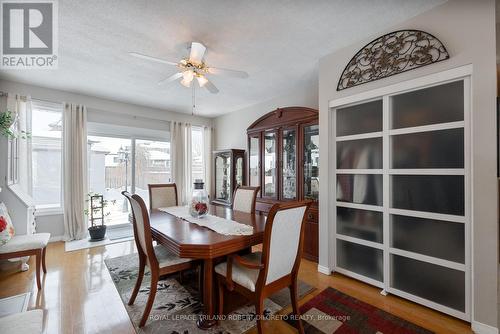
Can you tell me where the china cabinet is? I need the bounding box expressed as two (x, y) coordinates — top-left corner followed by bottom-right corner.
(212, 149), (245, 206)
(247, 106), (319, 261)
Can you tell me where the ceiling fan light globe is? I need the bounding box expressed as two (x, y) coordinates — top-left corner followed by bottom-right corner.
(197, 75), (208, 87)
(180, 78), (192, 87)
(182, 70), (194, 82)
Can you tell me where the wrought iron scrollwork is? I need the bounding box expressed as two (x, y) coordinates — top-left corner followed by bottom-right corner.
(337, 30), (449, 91)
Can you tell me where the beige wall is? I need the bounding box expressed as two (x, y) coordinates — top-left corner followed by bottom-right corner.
(318, 0), (497, 328)
(213, 82), (318, 150)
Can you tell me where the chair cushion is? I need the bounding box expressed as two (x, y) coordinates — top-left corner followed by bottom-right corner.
(0, 309), (43, 334)
(215, 252), (262, 292)
(0, 203), (15, 246)
(0, 233), (50, 254)
(152, 245), (192, 268)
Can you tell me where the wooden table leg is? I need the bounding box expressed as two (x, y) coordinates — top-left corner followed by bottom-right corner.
(197, 258), (217, 329)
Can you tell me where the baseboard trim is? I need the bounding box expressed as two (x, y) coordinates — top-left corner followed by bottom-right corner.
(472, 321), (499, 334)
(317, 264), (331, 275)
(49, 235), (64, 243)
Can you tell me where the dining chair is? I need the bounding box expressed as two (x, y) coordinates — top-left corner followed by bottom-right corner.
(148, 183), (178, 211)
(215, 201), (312, 334)
(231, 186), (260, 214)
(122, 191), (196, 327)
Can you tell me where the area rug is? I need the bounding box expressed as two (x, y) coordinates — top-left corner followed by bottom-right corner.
(285, 287), (433, 333)
(105, 253), (315, 333)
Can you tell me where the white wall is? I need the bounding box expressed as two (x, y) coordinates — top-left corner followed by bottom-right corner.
(0, 79), (214, 239)
(213, 82), (319, 150)
(318, 0), (497, 328)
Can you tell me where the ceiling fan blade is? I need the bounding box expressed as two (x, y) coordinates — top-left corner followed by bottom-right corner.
(204, 78), (219, 94)
(208, 67), (249, 78)
(189, 42), (207, 64)
(129, 52), (178, 66)
(158, 72), (183, 85)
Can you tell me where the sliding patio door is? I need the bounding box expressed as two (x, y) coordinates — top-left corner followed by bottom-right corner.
(333, 78), (470, 320)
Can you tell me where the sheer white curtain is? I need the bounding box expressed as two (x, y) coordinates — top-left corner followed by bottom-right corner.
(203, 126), (214, 199)
(16, 95), (31, 195)
(62, 103), (88, 241)
(184, 123), (193, 203)
(171, 121), (193, 205)
(3, 94), (32, 193)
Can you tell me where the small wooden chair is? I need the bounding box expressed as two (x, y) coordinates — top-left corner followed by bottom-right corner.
(0, 233), (50, 290)
(122, 191), (196, 327)
(215, 201), (312, 334)
(231, 186), (260, 214)
(148, 183), (178, 211)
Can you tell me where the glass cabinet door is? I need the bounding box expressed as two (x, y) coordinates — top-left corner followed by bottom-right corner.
(263, 131), (277, 198)
(282, 128), (297, 200)
(304, 124), (319, 200)
(215, 152), (231, 202)
(249, 135), (260, 189)
(235, 156), (243, 188)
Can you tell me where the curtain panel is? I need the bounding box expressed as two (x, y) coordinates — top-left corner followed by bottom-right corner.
(171, 122), (187, 204)
(203, 126), (214, 199)
(62, 103), (88, 241)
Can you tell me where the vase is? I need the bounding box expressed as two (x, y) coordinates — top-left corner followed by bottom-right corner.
(189, 179), (209, 218)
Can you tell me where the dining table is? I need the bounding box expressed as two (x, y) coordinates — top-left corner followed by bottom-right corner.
(149, 204), (267, 329)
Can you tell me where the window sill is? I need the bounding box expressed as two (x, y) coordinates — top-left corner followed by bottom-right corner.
(35, 206), (63, 217)
(6, 183), (34, 207)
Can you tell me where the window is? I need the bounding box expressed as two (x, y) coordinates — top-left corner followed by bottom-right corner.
(134, 139), (171, 207)
(31, 100), (63, 208)
(88, 136), (132, 225)
(191, 126), (204, 184)
(87, 135), (171, 225)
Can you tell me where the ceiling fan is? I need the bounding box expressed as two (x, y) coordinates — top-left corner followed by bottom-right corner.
(129, 42), (249, 94)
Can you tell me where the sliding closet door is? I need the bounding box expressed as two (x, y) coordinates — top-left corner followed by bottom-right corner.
(335, 99), (384, 286)
(333, 78), (469, 320)
(387, 80), (468, 318)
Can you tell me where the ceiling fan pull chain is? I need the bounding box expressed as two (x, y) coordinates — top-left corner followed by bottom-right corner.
(192, 82), (196, 115)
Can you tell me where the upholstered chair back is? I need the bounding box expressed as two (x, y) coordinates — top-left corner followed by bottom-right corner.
(232, 186), (260, 214)
(149, 184), (178, 210)
(122, 191), (156, 266)
(264, 205), (308, 284)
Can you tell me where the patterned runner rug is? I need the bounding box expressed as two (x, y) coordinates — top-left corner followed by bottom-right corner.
(105, 253), (315, 333)
(285, 287), (434, 333)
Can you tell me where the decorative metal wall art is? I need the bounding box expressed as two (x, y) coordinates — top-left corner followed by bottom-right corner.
(337, 30), (449, 91)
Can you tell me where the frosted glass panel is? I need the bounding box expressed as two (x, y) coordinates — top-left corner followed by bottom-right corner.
(392, 128), (464, 168)
(337, 207), (383, 243)
(337, 138), (382, 169)
(391, 255), (465, 311)
(391, 81), (464, 129)
(337, 174), (383, 206)
(337, 100), (383, 136)
(391, 175), (464, 215)
(337, 240), (383, 281)
(391, 215), (464, 263)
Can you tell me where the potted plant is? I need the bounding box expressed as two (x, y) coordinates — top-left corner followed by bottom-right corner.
(0, 109), (29, 139)
(84, 192), (116, 241)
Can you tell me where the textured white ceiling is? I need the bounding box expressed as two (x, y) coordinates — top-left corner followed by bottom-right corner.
(0, 0), (445, 117)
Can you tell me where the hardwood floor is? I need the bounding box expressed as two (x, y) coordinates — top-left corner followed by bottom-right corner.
(0, 241), (472, 334)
